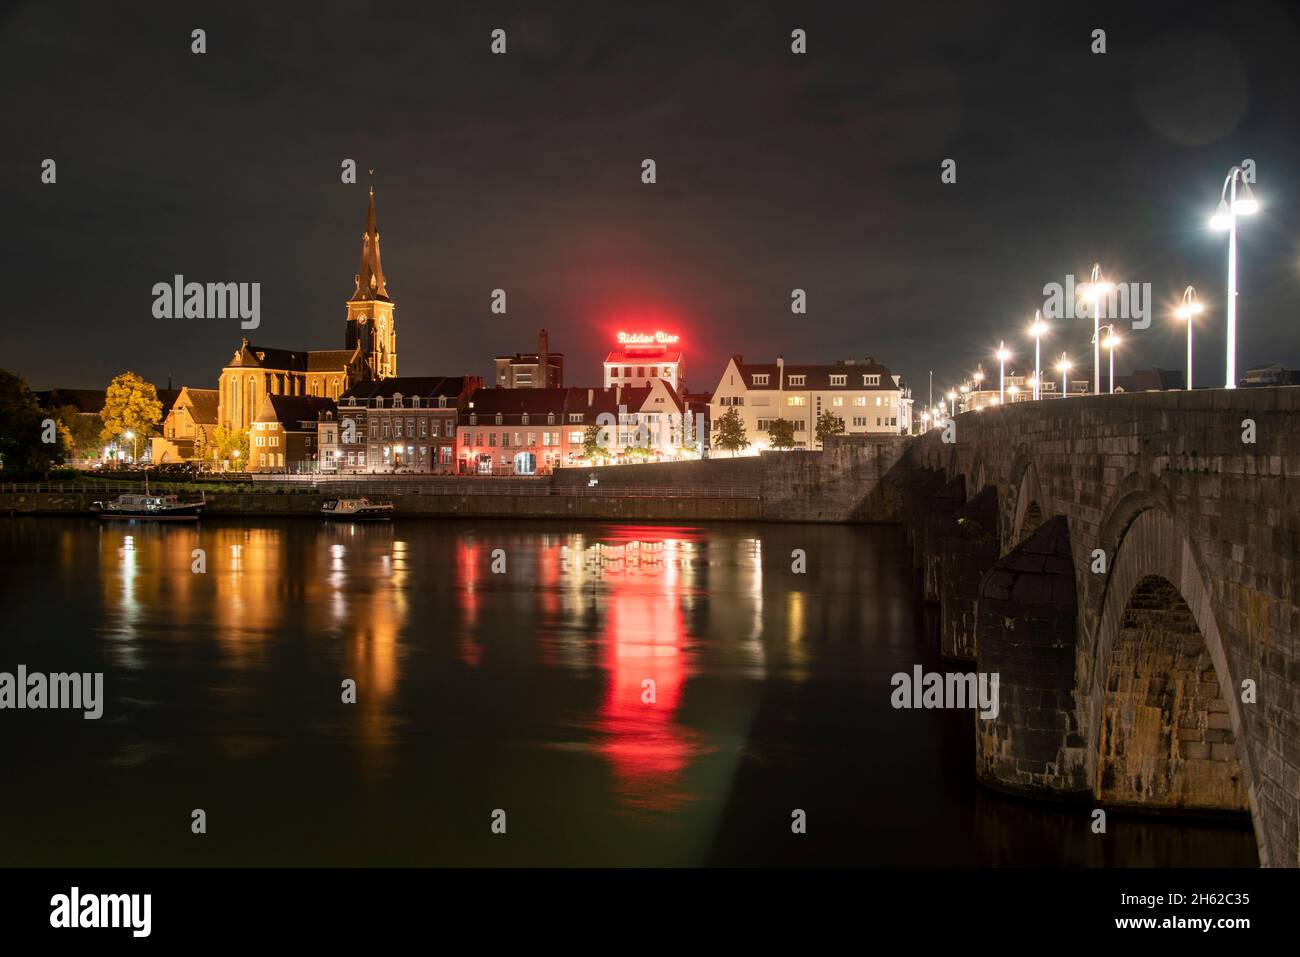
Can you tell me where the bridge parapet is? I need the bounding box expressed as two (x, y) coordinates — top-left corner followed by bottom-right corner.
(904, 387), (1300, 867)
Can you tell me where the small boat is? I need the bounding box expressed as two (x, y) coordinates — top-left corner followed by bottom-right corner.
(320, 497), (394, 521)
(92, 491), (205, 521)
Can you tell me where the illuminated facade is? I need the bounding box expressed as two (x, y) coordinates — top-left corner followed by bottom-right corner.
(216, 188), (394, 434)
(494, 328), (564, 388)
(319, 376), (481, 474)
(458, 383), (706, 475)
(603, 331), (684, 390)
(709, 355), (912, 451)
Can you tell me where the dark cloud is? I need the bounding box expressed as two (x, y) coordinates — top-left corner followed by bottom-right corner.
(2, 0), (1297, 398)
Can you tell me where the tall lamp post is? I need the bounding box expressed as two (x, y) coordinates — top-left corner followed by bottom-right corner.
(1175, 285), (1204, 391)
(1102, 324), (1120, 394)
(996, 343), (1010, 406)
(1079, 263), (1113, 395)
(1056, 354), (1071, 398)
(1028, 310), (1048, 400)
(946, 390), (957, 417)
(1210, 167), (1258, 389)
(123, 430), (137, 464)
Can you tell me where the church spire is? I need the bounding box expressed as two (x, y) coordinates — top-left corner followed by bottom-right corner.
(350, 184), (389, 302)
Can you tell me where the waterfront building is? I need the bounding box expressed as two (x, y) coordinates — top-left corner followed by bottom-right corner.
(152, 387), (218, 464)
(708, 355), (911, 452)
(1239, 364), (1300, 388)
(603, 331), (684, 390)
(249, 395), (336, 472)
(319, 376), (481, 474)
(458, 383), (706, 474)
(1113, 367), (1185, 393)
(494, 328), (564, 388)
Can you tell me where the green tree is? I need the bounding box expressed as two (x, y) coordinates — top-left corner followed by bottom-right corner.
(582, 423), (605, 462)
(0, 369), (64, 475)
(815, 409), (845, 447)
(52, 404), (102, 463)
(99, 371), (163, 461)
(191, 427), (209, 465)
(213, 426), (250, 469)
(767, 418), (796, 449)
(712, 407), (750, 457)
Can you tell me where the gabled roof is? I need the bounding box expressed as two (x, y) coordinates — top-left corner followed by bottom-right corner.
(253, 394), (336, 429)
(226, 339), (310, 371)
(344, 376), (477, 401)
(725, 354), (901, 391)
(179, 387), (219, 424)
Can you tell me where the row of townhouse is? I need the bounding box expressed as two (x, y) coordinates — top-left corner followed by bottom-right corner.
(305, 377), (709, 475)
(457, 380), (709, 475)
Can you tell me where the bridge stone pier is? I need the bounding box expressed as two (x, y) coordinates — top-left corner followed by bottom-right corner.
(904, 387), (1300, 867)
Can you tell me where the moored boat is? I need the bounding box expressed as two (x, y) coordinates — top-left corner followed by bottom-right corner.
(92, 491), (205, 521)
(320, 497), (394, 521)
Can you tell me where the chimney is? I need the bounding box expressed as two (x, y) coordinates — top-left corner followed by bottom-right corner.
(537, 328), (549, 389)
(777, 355), (785, 389)
(588, 388), (593, 405)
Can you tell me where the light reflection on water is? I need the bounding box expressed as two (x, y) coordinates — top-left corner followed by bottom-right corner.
(0, 517), (1258, 867)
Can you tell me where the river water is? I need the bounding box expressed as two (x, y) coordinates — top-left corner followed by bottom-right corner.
(0, 517), (1256, 866)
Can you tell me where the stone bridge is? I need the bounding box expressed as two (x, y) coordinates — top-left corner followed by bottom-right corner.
(904, 388), (1300, 867)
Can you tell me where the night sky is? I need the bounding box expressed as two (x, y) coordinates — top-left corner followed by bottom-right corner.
(4, 1), (1299, 399)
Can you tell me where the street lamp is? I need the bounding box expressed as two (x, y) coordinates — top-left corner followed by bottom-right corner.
(995, 343), (1010, 406)
(1210, 166), (1258, 389)
(1056, 354), (1071, 397)
(1079, 263), (1113, 395)
(946, 390), (957, 417)
(1008, 383), (1020, 403)
(921, 411), (931, 432)
(1028, 311), (1048, 400)
(1175, 285), (1204, 391)
(123, 430), (137, 464)
(1102, 324), (1120, 394)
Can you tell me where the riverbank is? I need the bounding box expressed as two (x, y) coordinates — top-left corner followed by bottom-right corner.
(1, 436), (908, 524)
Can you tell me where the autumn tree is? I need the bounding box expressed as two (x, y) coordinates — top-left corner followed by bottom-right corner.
(99, 371), (163, 461)
(213, 425), (250, 469)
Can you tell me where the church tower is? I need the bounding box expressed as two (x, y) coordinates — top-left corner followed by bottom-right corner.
(345, 185), (397, 379)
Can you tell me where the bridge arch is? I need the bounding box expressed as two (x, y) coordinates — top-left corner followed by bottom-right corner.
(1088, 506), (1264, 861)
(1008, 458), (1047, 548)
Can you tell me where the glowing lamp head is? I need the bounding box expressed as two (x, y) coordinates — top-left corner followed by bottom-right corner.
(1103, 331), (1120, 349)
(1235, 181), (1259, 215)
(996, 348), (1010, 363)
(973, 370), (985, 384)
(1210, 198), (1232, 230)
(1056, 358), (1072, 372)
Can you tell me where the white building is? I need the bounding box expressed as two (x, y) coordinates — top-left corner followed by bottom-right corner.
(709, 355), (912, 452)
(603, 331), (685, 390)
